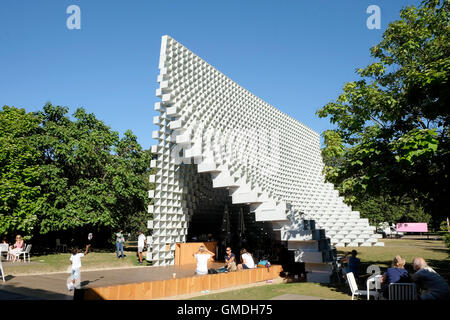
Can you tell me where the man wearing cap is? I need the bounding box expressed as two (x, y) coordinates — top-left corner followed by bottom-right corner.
(137, 230), (147, 265)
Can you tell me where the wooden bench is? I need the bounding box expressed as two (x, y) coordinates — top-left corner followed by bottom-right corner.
(75, 265), (282, 300)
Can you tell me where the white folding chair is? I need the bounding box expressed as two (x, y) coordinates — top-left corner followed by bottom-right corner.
(0, 243), (9, 261)
(18, 244), (32, 263)
(56, 239), (67, 252)
(0, 258), (5, 282)
(347, 272), (379, 300)
(388, 283), (418, 300)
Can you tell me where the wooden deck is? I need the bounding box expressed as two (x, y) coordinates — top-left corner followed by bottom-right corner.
(75, 265), (283, 300)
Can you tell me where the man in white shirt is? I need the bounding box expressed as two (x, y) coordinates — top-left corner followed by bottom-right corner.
(137, 230), (147, 265)
(193, 246), (215, 275)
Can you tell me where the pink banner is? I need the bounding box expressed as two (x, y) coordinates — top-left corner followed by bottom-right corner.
(396, 223), (428, 232)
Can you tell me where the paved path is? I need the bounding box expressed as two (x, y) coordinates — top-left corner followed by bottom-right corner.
(1, 264), (331, 301)
(0, 263), (224, 300)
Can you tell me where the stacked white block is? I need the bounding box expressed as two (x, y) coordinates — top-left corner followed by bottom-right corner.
(149, 35), (383, 270)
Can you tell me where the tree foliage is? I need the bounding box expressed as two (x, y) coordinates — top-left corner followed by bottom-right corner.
(0, 104), (153, 243)
(318, 0), (449, 226)
(0, 107), (44, 240)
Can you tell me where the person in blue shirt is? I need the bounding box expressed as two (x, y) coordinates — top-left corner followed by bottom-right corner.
(380, 255), (412, 299)
(346, 250), (361, 277)
(341, 249), (361, 283)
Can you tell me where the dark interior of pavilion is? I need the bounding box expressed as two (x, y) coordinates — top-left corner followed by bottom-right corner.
(184, 169), (301, 275)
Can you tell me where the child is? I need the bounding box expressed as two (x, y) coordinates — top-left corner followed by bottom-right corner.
(68, 244), (90, 291)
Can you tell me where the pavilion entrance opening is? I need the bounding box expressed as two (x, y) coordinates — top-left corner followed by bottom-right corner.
(184, 167), (277, 263)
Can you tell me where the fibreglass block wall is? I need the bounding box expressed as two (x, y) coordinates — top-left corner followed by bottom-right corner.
(149, 35), (383, 267)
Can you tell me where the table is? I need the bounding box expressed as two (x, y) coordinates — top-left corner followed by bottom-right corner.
(366, 274), (382, 300)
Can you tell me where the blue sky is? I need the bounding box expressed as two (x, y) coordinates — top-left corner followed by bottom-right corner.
(0, 0), (420, 149)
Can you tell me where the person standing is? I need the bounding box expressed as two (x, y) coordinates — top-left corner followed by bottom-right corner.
(116, 229), (125, 259)
(68, 244), (90, 291)
(137, 230), (147, 265)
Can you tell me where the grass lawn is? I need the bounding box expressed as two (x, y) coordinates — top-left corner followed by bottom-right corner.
(3, 245), (151, 275)
(191, 237), (449, 300)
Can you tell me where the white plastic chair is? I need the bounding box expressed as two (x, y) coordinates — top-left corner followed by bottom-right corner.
(56, 239), (67, 252)
(388, 283), (417, 300)
(0, 243), (9, 261)
(0, 258), (5, 282)
(18, 244), (32, 263)
(347, 272), (379, 300)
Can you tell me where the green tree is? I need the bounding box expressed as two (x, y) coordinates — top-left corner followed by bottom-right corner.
(0, 103), (153, 245)
(36, 104), (153, 239)
(36, 104), (122, 234)
(110, 130), (155, 239)
(0, 106), (45, 240)
(317, 0), (449, 227)
(321, 130), (431, 225)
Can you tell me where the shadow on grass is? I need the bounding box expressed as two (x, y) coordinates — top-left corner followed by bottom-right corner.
(318, 282), (351, 297)
(429, 248), (450, 255)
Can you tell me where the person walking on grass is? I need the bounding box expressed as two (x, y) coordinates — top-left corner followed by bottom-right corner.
(116, 229), (125, 259)
(137, 230), (147, 265)
(68, 244), (90, 291)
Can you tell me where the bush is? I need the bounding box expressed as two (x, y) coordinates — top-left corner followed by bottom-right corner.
(444, 233), (450, 251)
